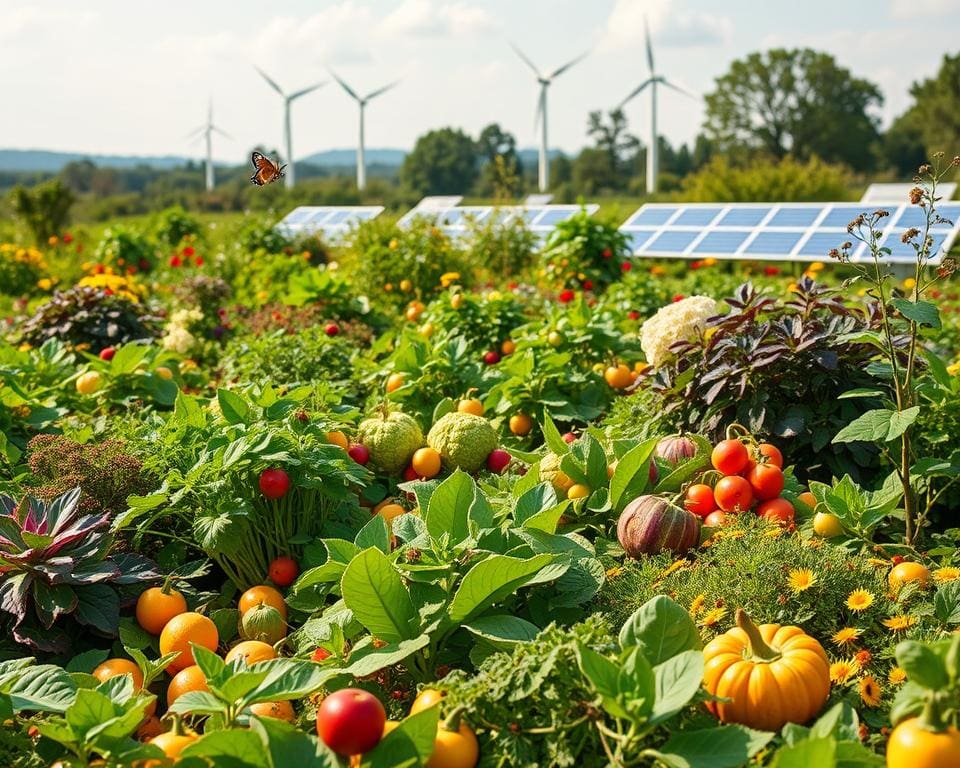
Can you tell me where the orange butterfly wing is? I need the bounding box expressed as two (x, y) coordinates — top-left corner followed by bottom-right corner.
(250, 152), (283, 186)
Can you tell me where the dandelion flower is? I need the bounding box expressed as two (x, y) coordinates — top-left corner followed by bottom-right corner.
(831, 628), (862, 647)
(846, 589), (875, 612)
(787, 569), (816, 593)
(859, 675), (882, 707)
(933, 567), (960, 584)
(888, 667), (907, 685)
(659, 560), (687, 578)
(882, 615), (918, 633)
(700, 607), (727, 627)
(604, 567), (622, 579)
(829, 658), (860, 684)
(689, 594), (706, 616)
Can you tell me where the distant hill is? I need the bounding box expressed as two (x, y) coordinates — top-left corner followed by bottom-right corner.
(301, 148), (407, 167)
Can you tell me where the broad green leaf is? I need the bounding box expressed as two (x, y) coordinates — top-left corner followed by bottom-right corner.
(837, 388), (887, 400)
(541, 412), (569, 456)
(895, 640), (949, 689)
(244, 659), (329, 706)
(513, 483), (558, 526)
(217, 389), (250, 425)
(250, 715), (336, 767)
(192, 645), (226, 684)
(649, 725), (774, 768)
(216, 670), (271, 703)
(424, 471), (475, 544)
(651, 651), (705, 723)
(521, 501), (569, 533)
(892, 298), (940, 328)
(576, 642), (630, 719)
(4, 664), (77, 713)
(110, 343), (149, 374)
(65, 649), (109, 674)
(808, 702), (861, 743)
(342, 635), (431, 678)
(355, 514), (391, 554)
(168, 690), (225, 716)
(769, 737), (835, 768)
(619, 595), (702, 665)
(363, 705), (440, 767)
(180, 728), (269, 767)
(618, 646), (656, 719)
(464, 615), (540, 649)
(447, 554), (554, 623)
(210, 608), (240, 645)
(66, 688), (118, 739)
(609, 437), (658, 512)
(832, 407), (920, 444)
(341, 548), (418, 643)
(935, 581), (960, 624)
(834, 740), (884, 766)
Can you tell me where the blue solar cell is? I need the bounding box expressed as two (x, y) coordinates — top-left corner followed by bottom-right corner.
(820, 206), (868, 228)
(716, 207), (769, 226)
(767, 207), (823, 227)
(523, 208), (542, 224)
(354, 209), (377, 220)
(744, 231), (803, 255)
(284, 208), (315, 224)
(674, 207), (721, 226)
(694, 230), (750, 254)
(324, 210), (354, 224)
(441, 210), (466, 225)
(626, 230), (657, 252)
(646, 230), (698, 253)
(797, 232), (848, 257)
(537, 209), (575, 225)
(629, 207), (678, 226)
(896, 204), (960, 230)
(940, 205), (960, 225)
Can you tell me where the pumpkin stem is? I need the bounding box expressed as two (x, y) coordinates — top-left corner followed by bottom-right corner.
(442, 704), (466, 733)
(735, 609), (781, 662)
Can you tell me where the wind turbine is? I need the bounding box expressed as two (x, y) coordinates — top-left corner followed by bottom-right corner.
(510, 43), (588, 193)
(328, 70), (399, 192)
(619, 18), (697, 194)
(185, 100), (231, 192)
(255, 67), (325, 188)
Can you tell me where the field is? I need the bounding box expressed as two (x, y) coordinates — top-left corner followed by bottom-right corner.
(2, 161), (960, 768)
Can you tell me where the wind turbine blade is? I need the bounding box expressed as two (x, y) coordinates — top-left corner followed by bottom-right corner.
(289, 81), (326, 101)
(509, 42), (541, 78)
(644, 16), (655, 73)
(548, 50), (589, 80)
(364, 80), (399, 101)
(184, 126), (206, 140)
(328, 69), (360, 101)
(212, 126), (233, 140)
(618, 78), (654, 107)
(255, 66), (284, 96)
(661, 79), (698, 99)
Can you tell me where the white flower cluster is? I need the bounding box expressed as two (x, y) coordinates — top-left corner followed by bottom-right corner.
(640, 295), (717, 368)
(162, 308), (204, 354)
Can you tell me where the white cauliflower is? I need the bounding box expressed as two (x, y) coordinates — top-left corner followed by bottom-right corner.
(161, 309), (204, 354)
(640, 295), (717, 368)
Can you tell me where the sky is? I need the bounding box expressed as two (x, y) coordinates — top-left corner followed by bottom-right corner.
(1, 0), (958, 164)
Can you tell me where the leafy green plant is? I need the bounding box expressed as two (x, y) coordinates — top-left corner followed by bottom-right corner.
(464, 210), (539, 278)
(423, 289), (527, 352)
(92, 226), (156, 272)
(540, 208), (631, 290)
(9, 180), (75, 244)
(154, 206), (202, 248)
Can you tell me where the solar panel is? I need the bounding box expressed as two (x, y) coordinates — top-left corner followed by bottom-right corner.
(398, 199), (599, 241)
(397, 196), (464, 227)
(276, 206), (385, 239)
(862, 183), (957, 204)
(621, 203), (960, 264)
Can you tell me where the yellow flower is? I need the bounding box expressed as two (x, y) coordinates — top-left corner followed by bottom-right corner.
(859, 675), (882, 707)
(903, 278), (916, 290)
(764, 526), (785, 539)
(809, 261), (825, 272)
(703, 257), (718, 267)
(846, 589), (875, 612)
(388, 238), (399, 250)
(649, 265), (667, 276)
(17, 342), (32, 352)
(256, 290), (269, 302)
(700, 607), (727, 627)
(440, 271), (461, 288)
(689, 594), (706, 616)
(831, 627), (862, 647)
(888, 667), (907, 685)
(948, 362), (960, 376)
(787, 569), (816, 593)
(882, 615), (918, 633)
(659, 560), (687, 579)
(933, 567), (960, 584)
(604, 566), (623, 579)
(829, 658), (860, 684)
(704, 327), (717, 341)
(36, 278), (53, 291)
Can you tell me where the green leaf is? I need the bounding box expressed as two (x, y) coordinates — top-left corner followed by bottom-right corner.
(541, 412), (569, 456)
(895, 640), (949, 690)
(168, 690), (225, 716)
(463, 615), (540, 649)
(447, 554), (554, 623)
(217, 389), (250, 426)
(355, 515), (391, 554)
(244, 659), (328, 705)
(216, 670), (271, 704)
(576, 642), (631, 719)
(649, 725), (774, 768)
(110, 343), (149, 374)
(837, 388), (887, 400)
(934, 581), (960, 624)
(74, 583), (120, 634)
(342, 635), (431, 678)
(769, 737), (835, 768)
(180, 729), (269, 767)
(513, 483), (558, 526)
(619, 595), (702, 665)
(341, 548), (417, 643)
(66, 688), (118, 739)
(249, 716), (336, 767)
(192, 645), (226, 684)
(65, 649), (110, 674)
(210, 608), (241, 645)
(651, 651), (705, 723)
(808, 702), (861, 743)
(3, 664), (77, 713)
(424, 471), (475, 544)
(617, 646), (656, 720)
(363, 705), (440, 767)
(609, 437), (658, 513)
(892, 298), (940, 328)
(833, 407), (920, 444)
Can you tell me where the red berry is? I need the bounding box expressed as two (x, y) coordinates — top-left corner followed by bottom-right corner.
(403, 465), (419, 481)
(628, 311), (640, 320)
(347, 444), (370, 465)
(259, 468), (290, 500)
(483, 350), (501, 365)
(269, 556), (299, 586)
(486, 449), (511, 474)
(325, 323), (340, 337)
(562, 432), (576, 444)
(99, 347), (116, 361)
(311, 647), (331, 662)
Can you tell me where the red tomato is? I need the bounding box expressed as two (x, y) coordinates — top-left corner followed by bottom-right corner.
(711, 439), (749, 476)
(317, 688), (386, 756)
(311, 647), (331, 662)
(714, 475), (754, 512)
(747, 463), (785, 501)
(259, 468), (290, 500)
(704, 511), (729, 527)
(758, 497), (794, 525)
(269, 556), (299, 587)
(684, 484), (717, 518)
(757, 443), (783, 468)
(347, 444), (370, 465)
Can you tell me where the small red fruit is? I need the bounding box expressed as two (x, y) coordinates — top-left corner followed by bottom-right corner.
(348, 444), (370, 465)
(684, 483), (717, 518)
(714, 475), (754, 512)
(747, 463), (785, 501)
(483, 350), (501, 365)
(758, 498), (794, 525)
(711, 439), (749, 476)
(486, 449), (510, 474)
(627, 310), (640, 320)
(316, 688), (386, 756)
(99, 346), (116, 361)
(259, 468), (291, 500)
(269, 556), (299, 587)
(403, 465), (419, 481)
(704, 510), (729, 527)
(562, 432), (576, 444)
(756, 443), (783, 468)
(324, 323), (340, 337)
(311, 647), (331, 662)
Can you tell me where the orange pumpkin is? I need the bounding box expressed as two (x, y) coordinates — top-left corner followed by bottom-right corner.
(703, 609), (830, 732)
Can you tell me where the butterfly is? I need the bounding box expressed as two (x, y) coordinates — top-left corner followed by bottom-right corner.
(250, 151), (286, 186)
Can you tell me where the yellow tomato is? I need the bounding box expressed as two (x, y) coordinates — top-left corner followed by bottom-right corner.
(76, 371), (102, 395)
(813, 512), (843, 538)
(154, 366), (174, 380)
(410, 688), (444, 715)
(889, 562), (930, 590)
(567, 484), (590, 500)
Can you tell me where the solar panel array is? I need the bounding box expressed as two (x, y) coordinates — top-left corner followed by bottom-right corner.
(397, 196), (464, 228)
(620, 202), (960, 264)
(861, 182), (957, 204)
(400, 199), (599, 240)
(276, 206), (384, 238)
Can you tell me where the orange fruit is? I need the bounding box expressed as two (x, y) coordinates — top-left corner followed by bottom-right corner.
(239, 585), (287, 620)
(405, 305), (422, 322)
(501, 339), (516, 356)
(410, 688), (444, 715)
(149, 731), (197, 760)
(509, 414), (533, 436)
(159, 612), (219, 673)
(386, 372), (405, 393)
(450, 294), (464, 310)
(567, 484), (590, 500)
(225, 640), (277, 666)
(166, 665), (208, 708)
(326, 431), (349, 450)
(411, 447), (442, 479)
(457, 399), (484, 417)
(797, 491), (817, 510)
(889, 562), (930, 590)
(377, 503), (406, 525)
(76, 371), (102, 395)
(249, 701), (295, 722)
(373, 497), (398, 514)
(604, 364), (633, 389)
(155, 366), (174, 380)
(136, 586), (187, 636)
(92, 659), (155, 718)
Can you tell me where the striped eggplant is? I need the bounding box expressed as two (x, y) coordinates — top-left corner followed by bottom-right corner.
(617, 494), (701, 557)
(655, 434), (698, 467)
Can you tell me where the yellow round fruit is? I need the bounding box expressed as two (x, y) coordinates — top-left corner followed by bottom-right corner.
(154, 366), (174, 380)
(889, 562), (930, 590)
(405, 305), (423, 322)
(399, 279), (413, 293)
(411, 448), (442, 479)
(567, 484), (590, 500)
(812, 512), (843, 538)
(225, 640), (277, 666)
(386, 372), (405, 393)
(457, 399), (484, 417)
(249, 700), (295, 721)
(136, 586), (188, 636)
(76, 371), (102, 395)
(501, 339), (516, 356)
(377, 503), (407, 525)
(604, 365), (633, 390)
(509, 414), (533, 436)
(166, 665), (209, 708)
(239, 586), (287, 620)
(149, 731), (197, 761)
(159, 612), (219, 673)
(325, 430), (349, 450)
(410, 688), (444, 715)
(547, 331), (564, 347)
(420, 322), (435, 338)
(450, 294), (465, 310)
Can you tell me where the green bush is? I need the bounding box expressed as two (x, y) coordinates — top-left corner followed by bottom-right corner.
(682, 155), (852, 202)
(540, 208), (631, 291)
(464, 211), (539, 278)
(93, 226), (155, 272)
(153, 205), (202, 247)
(8, 179), (75, 244)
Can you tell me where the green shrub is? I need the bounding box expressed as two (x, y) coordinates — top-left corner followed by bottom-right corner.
(682, 155), (852, 202)
(93, 226), (155, 272)
(153, 205), (202, 247)
(8, 179), (75, 244)
(464, 211), (539, 278)
(540, 208), (631, 291)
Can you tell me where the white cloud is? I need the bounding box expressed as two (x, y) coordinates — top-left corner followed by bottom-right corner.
(380, 0), (497, 38)
(600, 0), (732, 52)
(890, 0), (957, 18)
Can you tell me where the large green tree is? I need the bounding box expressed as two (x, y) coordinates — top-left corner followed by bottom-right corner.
(899, 52), (960, 161)
(474, 123), (521, 197)
(703, 48), (883, 170)
(400, 128), (477, 195)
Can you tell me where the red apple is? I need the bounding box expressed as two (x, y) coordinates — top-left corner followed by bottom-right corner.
(486, 449), (511, 474)
(483, 350), (501, 365)
(348, 444), (370, 465)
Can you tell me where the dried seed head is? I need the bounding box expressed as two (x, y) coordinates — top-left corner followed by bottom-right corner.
(901, 228), (920, 243)
(909, 187), (924, 205)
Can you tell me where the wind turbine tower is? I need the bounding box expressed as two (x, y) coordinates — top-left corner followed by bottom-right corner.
(186, 100), (231, 192)
(255, 67), (325, 188)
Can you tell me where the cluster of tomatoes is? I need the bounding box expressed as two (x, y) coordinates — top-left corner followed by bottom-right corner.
(683, 437), (799, 527)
